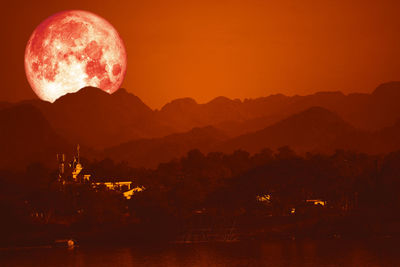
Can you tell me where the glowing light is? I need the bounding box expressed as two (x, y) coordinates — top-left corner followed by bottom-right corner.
(306, 199), (327, 206)
(256, 194), (271, 202)
(25, 10), (127, 102)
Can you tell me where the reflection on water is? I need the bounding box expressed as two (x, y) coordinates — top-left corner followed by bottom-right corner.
(0, 239), (399, 267)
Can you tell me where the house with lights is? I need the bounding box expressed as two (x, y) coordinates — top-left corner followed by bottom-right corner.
(57, 145), (144, 199)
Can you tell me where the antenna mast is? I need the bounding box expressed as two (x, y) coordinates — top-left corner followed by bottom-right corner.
(77, 144), (80, 163)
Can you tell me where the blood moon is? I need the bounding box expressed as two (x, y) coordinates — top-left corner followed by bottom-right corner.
(25, 10), (127, 102)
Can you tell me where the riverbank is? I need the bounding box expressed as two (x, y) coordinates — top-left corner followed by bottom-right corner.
(1, 238), (400, 267)
(2, 213), (400, 249)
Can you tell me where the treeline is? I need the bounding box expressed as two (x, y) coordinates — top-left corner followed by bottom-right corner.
(128, 147), (400, 239)
(1, 147), (400, 244)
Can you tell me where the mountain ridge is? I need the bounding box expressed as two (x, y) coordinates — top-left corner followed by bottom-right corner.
(102, 106), (400, 168)
(1, 82), (400, 169)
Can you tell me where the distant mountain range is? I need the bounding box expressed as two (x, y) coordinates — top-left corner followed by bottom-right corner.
(157, 81), (400, 135)
(22, 87), (174, 149)
(103, 106), (396, 168)
(105, 126), (227, 168)
(217, 106), (359, 154)
(1, 82), (400, 169)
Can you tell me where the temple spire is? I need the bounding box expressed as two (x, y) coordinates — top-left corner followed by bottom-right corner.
(77, 144), (80, 163)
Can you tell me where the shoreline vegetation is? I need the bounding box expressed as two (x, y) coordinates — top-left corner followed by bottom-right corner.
(1, 147), (400, 247)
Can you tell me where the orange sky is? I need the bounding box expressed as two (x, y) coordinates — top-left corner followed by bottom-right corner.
(2, 0), (400, 108)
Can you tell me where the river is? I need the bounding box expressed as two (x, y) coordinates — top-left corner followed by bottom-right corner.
(0, 238), (398, 266)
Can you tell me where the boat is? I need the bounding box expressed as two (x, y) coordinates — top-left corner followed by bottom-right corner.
(53, 239), (77, 249)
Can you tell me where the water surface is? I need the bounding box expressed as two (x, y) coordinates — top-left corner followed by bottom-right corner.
(0, 239), (398, 266)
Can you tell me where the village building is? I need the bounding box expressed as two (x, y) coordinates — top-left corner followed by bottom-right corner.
(57, 145), (144, 199)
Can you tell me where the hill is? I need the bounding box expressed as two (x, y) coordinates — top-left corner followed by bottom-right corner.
(158, 82), (400, 135)
(0, 104), (69, 169)
(25, 87), (175, 149)
(217, 107), (363, 154)
(104, 126), (227, 168)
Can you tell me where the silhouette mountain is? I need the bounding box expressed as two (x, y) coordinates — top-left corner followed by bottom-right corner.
(26, 87), (175, 149)
(104, 126), (227, 168)
(12, 82), (400, 150)
(0, 104), (69, 169)
(367, 82), (400, 130)
(2, 82), (400, 169)
(373, 119), (400, 153)
(157, 82), (400, 135)
(104, 106), (386, 168)
(0, 101), (11, 111)
(217, 107), (361, 154)
(156, 96), (245, 132)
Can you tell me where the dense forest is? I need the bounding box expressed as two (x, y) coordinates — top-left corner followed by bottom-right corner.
(1, 147), (400, 245)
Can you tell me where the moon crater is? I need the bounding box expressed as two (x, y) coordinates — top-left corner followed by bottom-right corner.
(25, 10), (127, 102)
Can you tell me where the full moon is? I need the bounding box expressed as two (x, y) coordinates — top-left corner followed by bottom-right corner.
(25, 10), (127, 102)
